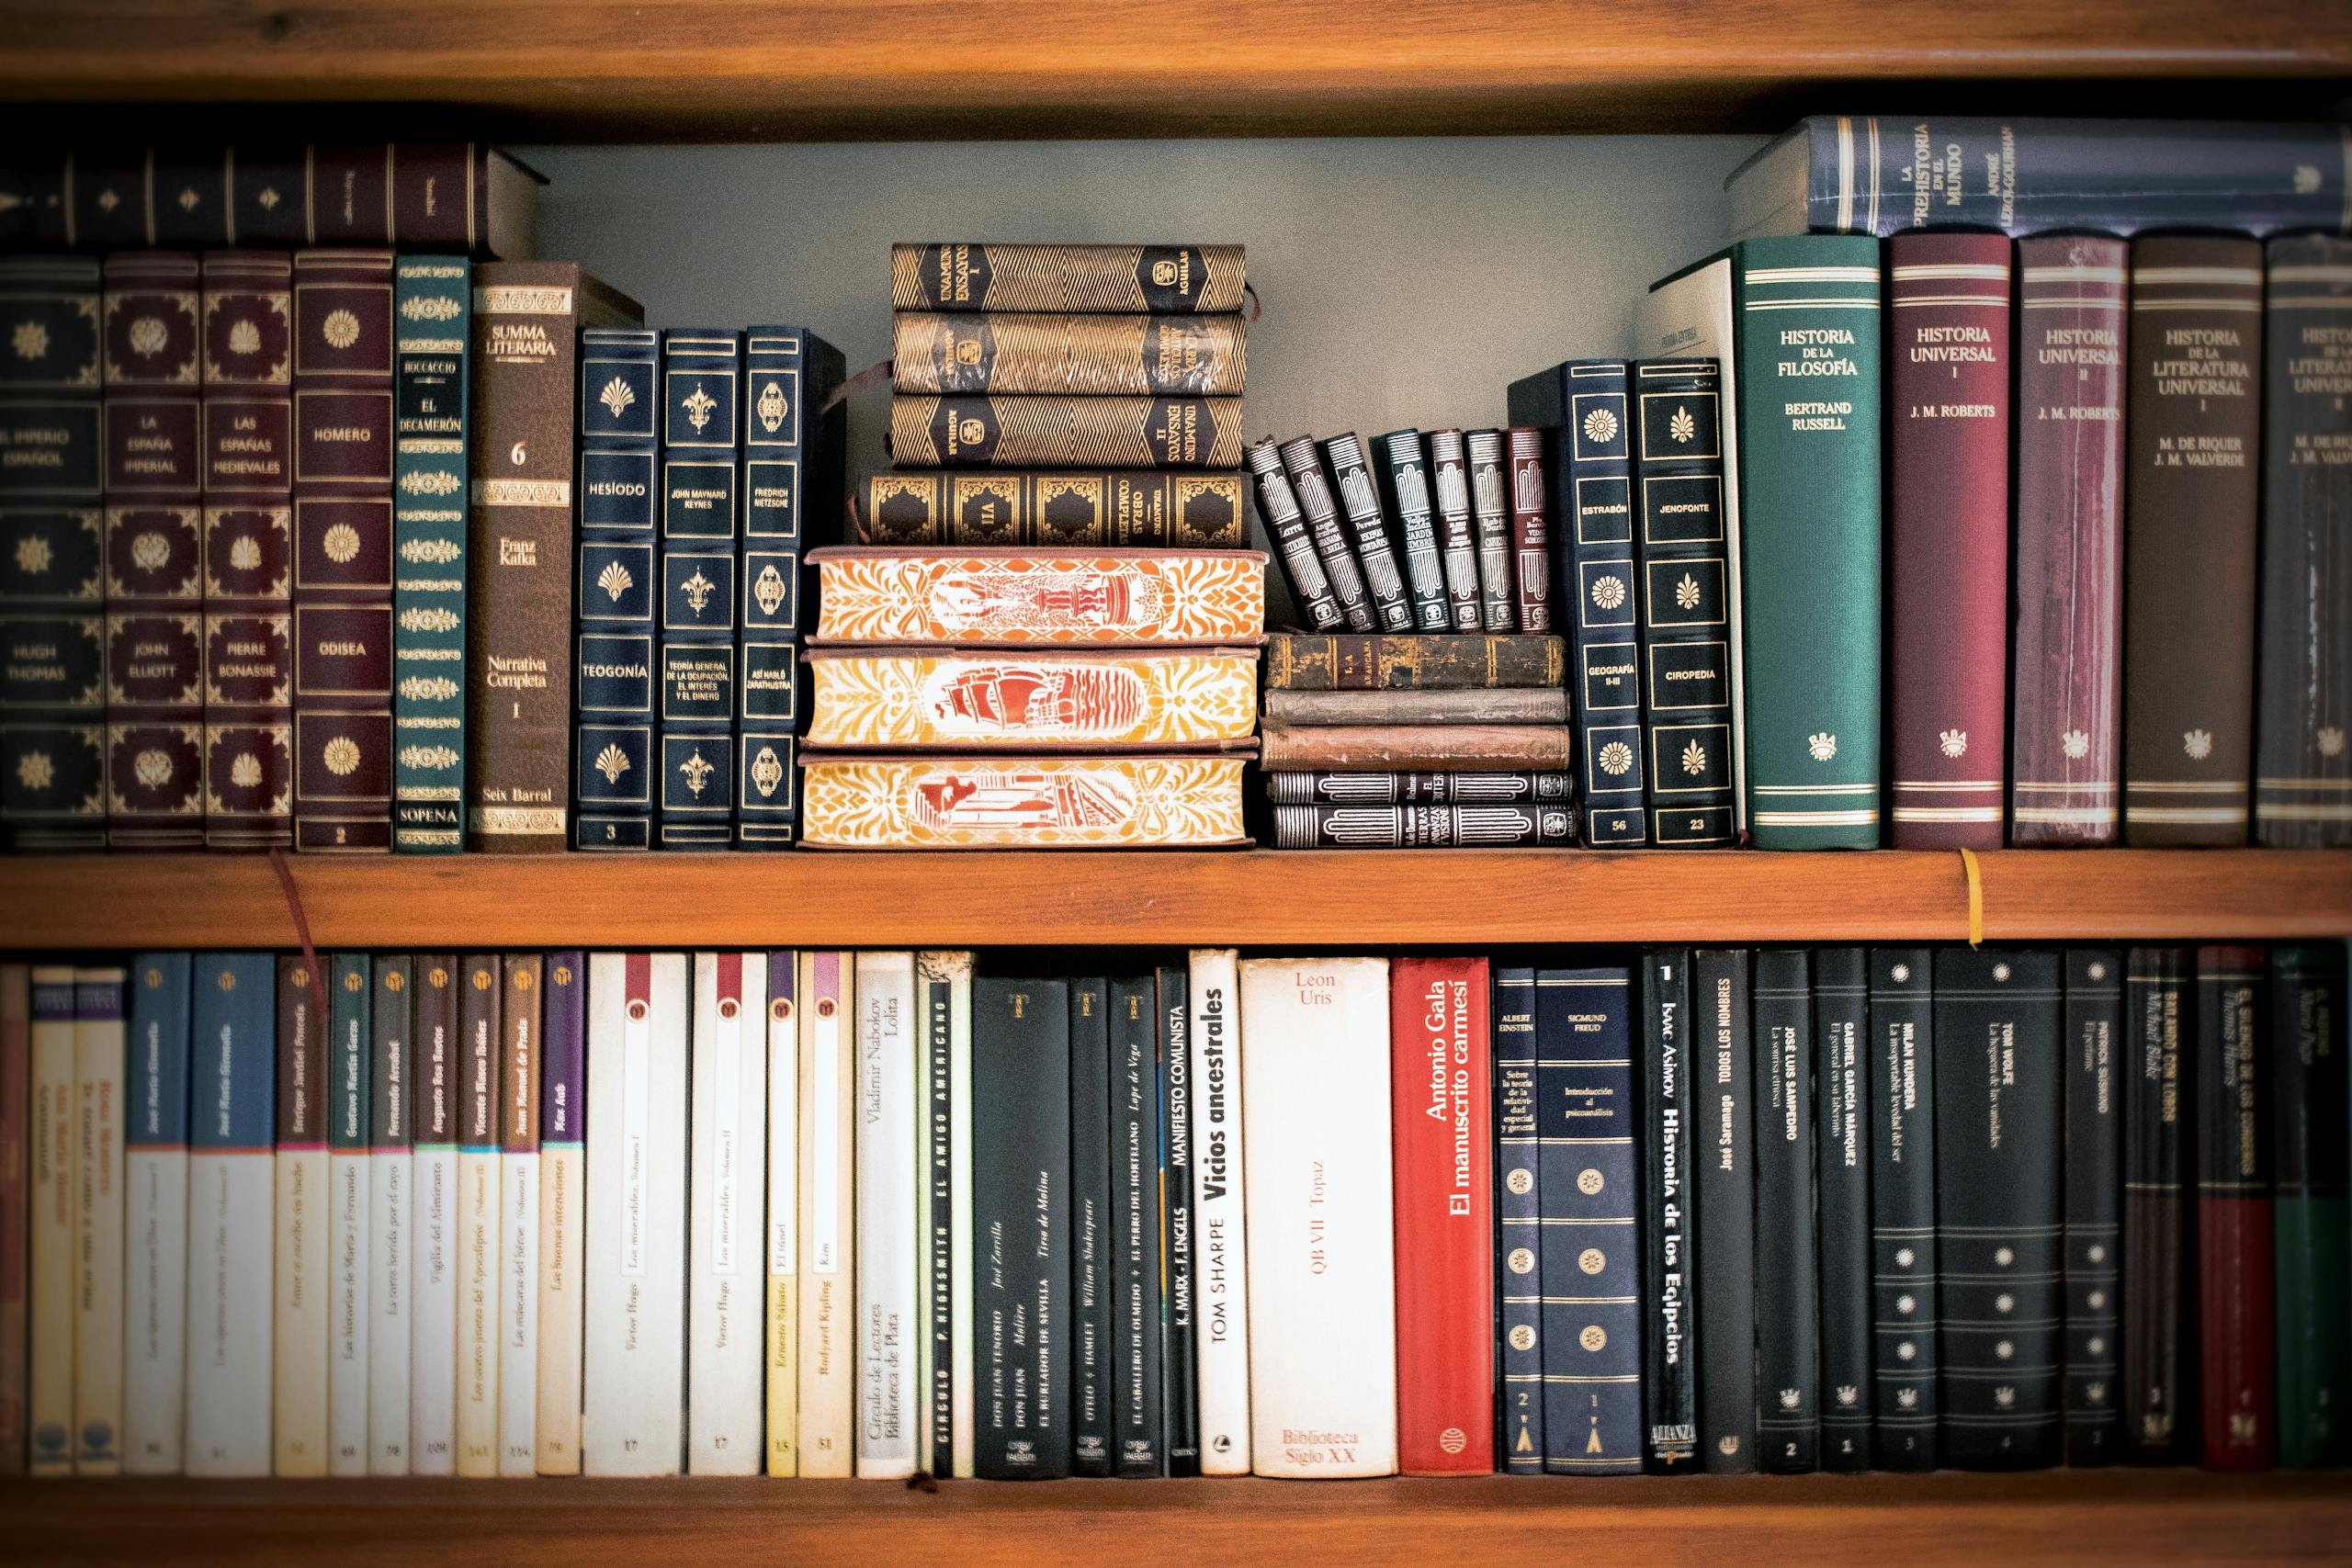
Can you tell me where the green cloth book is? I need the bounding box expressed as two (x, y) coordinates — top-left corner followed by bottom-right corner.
(390, 257), (470, 852)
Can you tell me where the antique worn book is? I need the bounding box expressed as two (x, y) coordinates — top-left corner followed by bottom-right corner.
(807, 646), (1259, 751)
(800, 753), (1248, 848)
(890, 243), (1246, 314)
(810, 547), (1264, 647)
(867, 470), (1245, 550)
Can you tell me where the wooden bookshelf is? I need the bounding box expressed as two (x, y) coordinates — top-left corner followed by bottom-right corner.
(0, 849), (2344, 949)
(3, 0), (2347, 138)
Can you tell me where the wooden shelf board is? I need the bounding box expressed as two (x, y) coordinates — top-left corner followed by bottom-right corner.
(2, 0), (2346, 137)
(0, 850), (2344, 949)
(4, 1471), (2347, 1565)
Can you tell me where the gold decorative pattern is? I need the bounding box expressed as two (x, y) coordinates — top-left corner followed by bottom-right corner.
(398, 537), (462, 565)
(322, 309), (361, 350)
(812, 549), (1263, 647)
(801, 754), (1247, 848)
(323, 736), (361, 775)
(806, 649), (1258, 749)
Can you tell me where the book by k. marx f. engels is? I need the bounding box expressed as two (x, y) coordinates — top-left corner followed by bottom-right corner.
(2123, 946), (2192, 1463)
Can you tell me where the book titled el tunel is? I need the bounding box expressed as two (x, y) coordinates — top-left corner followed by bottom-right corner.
(891, 244), (1246, 315)
(1631, 358), (1734, 847)
(972, 975), (1072, 1480)
(1869, 947), (1938, 1471)
(389, 256), (469, 852)
(871, 469), (1245, 550)
(571, 327), (660, 851)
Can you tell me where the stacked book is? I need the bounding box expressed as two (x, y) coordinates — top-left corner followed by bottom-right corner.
(1258, 632), (1575, 848)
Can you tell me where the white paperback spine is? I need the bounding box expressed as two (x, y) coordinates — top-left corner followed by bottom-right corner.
(764, 954), (799, 1476)
(122, 955), (190, 1475)
(690, 952), (768, 1474)
(854, 952), (917, 1479)
(454, 956), (501, 1478)
(74, 967), (128, 1475)
(368, 960), (412, 1475)
(326, 959), (370, 1479)
(408, 959), (459, 1475)
(1187, 947), (1252, 1475)
(183, 954), (276, 1477)
(797, 952), (854, 1478)
(945, 954), (974, 1478)
(28, 968), (76, 1476)
(273, 958), (328, 1478)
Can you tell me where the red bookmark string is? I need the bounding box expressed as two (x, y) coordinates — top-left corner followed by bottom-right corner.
(268, 847), (329, 1001)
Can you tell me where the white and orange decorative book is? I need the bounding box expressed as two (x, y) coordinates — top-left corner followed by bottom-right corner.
(805, 647), (1260, 750)
(800, 754), (1250, 848)
(809, 547), (1265, 647)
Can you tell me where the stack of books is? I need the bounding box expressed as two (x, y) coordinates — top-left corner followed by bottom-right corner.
(1258, 632), (1575, 848)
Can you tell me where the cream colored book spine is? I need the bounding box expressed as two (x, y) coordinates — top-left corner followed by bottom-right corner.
(763, 952), (798, 1477)
(690, 952), (766, 1474)
(28, 968), (76, 1476)
(853, 951), (916, 1480)
(325, 956), (371, 1480)
(407, 957), (460, 1475)
(73, 966), (128, 1475)
(1188, 947), (1253, 1475)
(455, 956), (503, 1477)
(272, 958), (328, 1477)
(184, 954), (277, 1478)
(797, 952), (855, 1478)
(535, 953), (587, 1476)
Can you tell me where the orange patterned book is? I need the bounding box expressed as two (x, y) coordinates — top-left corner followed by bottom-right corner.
(805, 647), (1259, 751)
(800, 753), (1249, 848)
(809, 547), (1264, 648)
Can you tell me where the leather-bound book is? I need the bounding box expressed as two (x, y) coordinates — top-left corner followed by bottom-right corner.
(892, 311), (1246, 397)
(1263, 688), (1566, 727)
(1240, 451), (1341, 630)
(1269, 801), (1574, 849)
(890, 394), (1242, 469)
(889, 243), (1246, 314)
(1504, 428), (1551, 634)
(1251, 438), (1368, 631)
(655, 329), (742, 850)
(389, 258), (470, 853)
(2254, 236), (2352, 845)
(868, 470), (1246, 550)
(2009, 235), (2128, 846)
(571, 327), (660, 851)
(1886, 231), (2011, 849)
(2122, 236), (2263, 846)
(1262, 771), (1575, 806)
(2122, 947), (2193, 1462)
(1255, 720), (1571, 773)
(1422, 429), (1483, 631)
(809, 547), (1265, 649)
(1370, 427), (1452, 630)
(1310, 434), (1412, 632)
(1464, 430), (1518, 633)
(2195, 947), (2273, 1472)
(1263, 632), (1563, 691)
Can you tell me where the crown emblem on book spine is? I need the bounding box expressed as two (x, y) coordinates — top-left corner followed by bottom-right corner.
(1808, 731), (1838, 761)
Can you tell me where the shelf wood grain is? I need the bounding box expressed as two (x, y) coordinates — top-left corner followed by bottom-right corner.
(3, 0), (2347, 138)
(4, 1472), (2347, 1565)
(0, 850), (2344, 949)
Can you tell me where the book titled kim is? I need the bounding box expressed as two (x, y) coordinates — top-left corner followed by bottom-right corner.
(1812, 947), (1871, 1471)
(891, 243), (1247, 314)
(1631, 359), (1735, 847)
(1246, 439), (1359, 631)
(973, 975), (1072, 1480)
(798, 953), (855, 1478)
(2063, 949), (2124, 1466)
(2270, 945), (2349, 1469)
(2122, 946), (2192, 1462)
(1372, 428), (1452, 630)
(1110, 974), (1162, 1477)
(870, 471), (1246, 549)
(183, 953), (274, 1477)
(2196, 947), (2272, 1472)
(1637, 951), (1697, 1472)
(1301, 434), (1412, 632)
(1187, 948), (1250, 1477)
(891, 395), (1242, 470)
(1753, 950), (1816, 1473)
(1694, 947), (1757, 1473)
(1869, 947), (1938, 1471)
(536, 953), (586, 1476)
(809, 547), (1266, 648)
(657, 328), (741, 849)
(1270, 802), (1573, 850)
(390, 256), (469, 852)
(571, 326), (659, 852)
(893, 312), (1246, 396)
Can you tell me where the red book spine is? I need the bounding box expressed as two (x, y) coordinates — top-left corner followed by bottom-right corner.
(2197, 945), (2275, 1472)
(2008, 235), (2127, 846)
(1504, 429), (1551, 633)
(1388, 955), (1494, 1474)
(1886, 231), (2012, 848)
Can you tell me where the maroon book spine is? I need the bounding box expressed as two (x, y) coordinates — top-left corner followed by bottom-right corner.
(1885, 231), (2011, 849)
(101, 252), (206, 849)
(1504, 428), (1551, 634)
(2196, 945), (2274, 1472)
(290, 249), (396, 852)
(2008, 236), (2128, 846)
(199, 250), (295, 850)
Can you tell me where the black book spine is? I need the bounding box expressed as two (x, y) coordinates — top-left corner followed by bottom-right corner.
(1693, 949), (1757, 1472)
(1464, 429), (1520, 633)
(1868, 947), (1939, 1471)
(1243, 438), (1343, 633)
(1264, 771), (1572, 807)
(1271, 436), (1374, 633)
(1111, 976), (1164, 1475)
(1157, 964), (1201, 1476)
(1934, 947), (2065, 1471)
(1270, 801), (1575, 850)
(1754, 948), (1817, 1472)
(1493, 966), (1544, 1472)
(972, 976), (1073, 1479)
(1371, 427), (1452, 630)
(1316, 433), (1414, 632)
(2123, 946), (2193, 1462)
(1424, 429), (1483, 631)
(922, 963), (956, 1479)
(2271, 943), (2351, 1469)
(1639, 949), (1699, 1472)
(2063, 948), (2124, 1466)
(1813, 946), (1872, 1471)
(1068, 977), (1114, 1476)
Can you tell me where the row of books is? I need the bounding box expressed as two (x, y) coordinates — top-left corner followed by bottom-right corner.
(5, 939), (2343, 1479)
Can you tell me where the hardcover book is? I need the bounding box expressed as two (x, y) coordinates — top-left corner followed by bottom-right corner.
(893, 311), (1246, 396)
(571, 326), (660, 850)
(799, 753), (1249, 848)
(2063, 950), (2124, 1465)
(365, 956), (411, 1475)
(1244, 439), (1355, 630)
(1110, 974), (1163, 1477)
(1423, 429), (1483, 632)
(1275, 434), (1382, 633)
(973, 974), (1073, 1479)
(1159, 965), (1202, 1477)
(0, 968), (19, 1476)
(1263, 688), (1566, 727)
(272, 956), (327, 1476)
(72, 969), (127, 1473)
(853, 952), (914, 1479)
(766, 951), (803, 1477)
(536, 953), (586, 1475)
(1464, 429), (1518, 634)
(1263, 771), (1571, 806)
(1753, 950), (1816, 1472)
(1316, 434), (1414, 632)
(1812, 947), (1871, 1471)
(1503, 428), (1551, 633)
(1371, 427), (1453, 629)
(1256, 721), (1570, 773)
(496, 953), (542, 1478)
(2270, 944), (2348, 1468)
(390, 256), (469, 852)
(28, 969), (73, 1474)
(1269, 801), (1574, 850)
(1186, 948), (1250, 1477)
(408, 956), (458, 1475)
(183, 953), (274, 1477)
(2122, 946), (2193, 1462)
(810, 547), (1265, 648)
(890, 394), (1242, 470)
(690, 953), (768, 1474)
(805, 646), (1259, 750)
(1868, 947), (1939, 1470)
(656, 329), (741, 849)
(1263, 632), (1564, 692)
(890, 243), (1247, 314)
(2196, 947), (2272, 1471)
(122, 953), (189, 1475)
(868, 470), (1247, 550)
(1494, 968), (1544, 1472)
(1069, 976), (1113, 1477)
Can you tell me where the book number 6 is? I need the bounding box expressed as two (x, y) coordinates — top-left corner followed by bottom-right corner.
(511, 441), (526, 467)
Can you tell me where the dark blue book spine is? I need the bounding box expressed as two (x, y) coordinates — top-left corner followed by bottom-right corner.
(1868, 946), (1939, 1470)
(390, 257), (469, 853)
(1492, 965), (1544, 1472)
(1505, 359), (1645, 845)
(190, 953), (277, 1150)
(1754, 947), (1818, 1472)
(1638, 949), (1698, 1472)
(1536, 965), (1642, 1472)
(1111, 975), (1163, 1476)
(656, 329), (741, 848)
(572, 327), (660, 851)
(1813, 945), (1872, 1470)
(128, 953), (193, 1154)
(1693, 948), (1757, 1472)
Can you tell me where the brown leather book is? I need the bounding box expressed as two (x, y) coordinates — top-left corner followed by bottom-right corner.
(1256, 720), (1572, 772)
(464, 263), (641, 852)
(2122, 236), (2263, 846)
(1262, 688), (1567, 726)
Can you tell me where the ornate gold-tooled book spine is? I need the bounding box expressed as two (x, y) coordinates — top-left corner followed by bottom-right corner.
(1264, 633), (1566, 691)
(894, 313), (1246, 397)
(890, 245), (1246, 315)
(808, 547), (1265, 647)
(864, 471), (1244, 548)
(805, 647), (1261, 750)
(800, 753), (1249, 847)
(889, 396), (1243, 470)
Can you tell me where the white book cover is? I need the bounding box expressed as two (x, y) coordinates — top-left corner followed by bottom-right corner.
(326, 958), (371, 1479)
(944, 953), (973, 1480)
(28, 967), (76, 1475)
(497, 956), (541, 1478)
(1238, 957), (1397, 1478)
(1635, 251), (1749, 829)
(273, 958), (328, 1478)
(582, 953), (688, 1476)
(853, 951), (916, 1480)
(122, 955), (190, 1475)
(690, 952), (767, 1474)
(455, 956), (502, 1477)
(367, 958), (412, 1475)
(913, 951), (970, 1476)
(184, 954), (276, 1478)
(1187, 947), (1252, 1475)
(407, 958), (460, 1476)
(74, 966), (127, 1475)
(797, 952), (854, 1478)
(536, 953), (587, 1476)
(764, 953), (798, 1477)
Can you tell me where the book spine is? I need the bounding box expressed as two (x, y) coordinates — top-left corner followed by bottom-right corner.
(868, 470), (1247, 549)
(1504, 427), (1552, 634)
(1271, 436), (1374, 633)
(914, 955), (950, 1476)
(494, 954), (540, 1477)
(806, 647), (1259, 753)
(1238, 957), (1398, 1478)
(0, 257), (107, 851)
(407, 956), (458, 1475)
(535, 951), (585, 1475)
(945, 953), (976, 1479)
(2197, 946), (2274, 1470)
(197, 250), (296, 851)
(2269, 944), (2350, 1468)
(453, 954), (500, 1477)
(893, 311), (1246, 396)
(183, 953), (275, 1477)
(365, 956), (411, 1474)
(323, 954), (369, 1476)
(1068, 977), (1113, 1476)
(2122, 235), (2263, 846)
(2255, 236), (2352, 845)
(2063, 948), (2124, 1466)
(2008, 235), (2127, 846)
(1269, 801), (1574, 849)
(1868, 946), (1939, 1471)
(1371, 428), (1451, 630)
(390, 256), (469, 852)
(1424, 429), (1482, 632)
(1186, 948), (1250, 1476)
(1240, 449), (1342, 631)
(1390, 957), (1494, 1475)
(654, 330), (741, 849)
(1110, 974), (1163, 1476)
(799, 753), (1250, 850)
(101, 253), (206, 850)
(1753, 948), (1816, 1472)
(70, 969), (126, 1474)
(890, 394), (1243, 469)
(1630, 358), (1736, 847)
(1693, 955), (1753, 1472)
(1263, 632), (1566, 692)
(0, 968), (28, 1474)
(1158, 966), (1201, 1476)
(853, 952), (915, 1478)
(765, 951), (801, 1475)
(1733, 236), (1883, 847)
(1264, 771), (1572, 806)
(973, 975), (1074, 1479)
(289, 249), (395, 852)
(2122, 946), (2192, 1462)
(1811, 946), (1871, 1471)
(1256, 721), (1573, 773)
(272, 956), (326, 1476)
(121, 953), (190, 1475)
(1637, 951), (1698, 1472)
(1464, 429), (1519, 634)
(27, 971), (75, 1474)
(890, 243), (1248, 314)
(1263, 687), (1566, 726)
(1934, 948), (2064, 1470)
(689, 952), (767, 1473)
(1313, 434), (1414, 632)
(797, 952), (854, 1477)
(1493, 968), (1544, 1472)
(810, 542), (1269, 649)
(571, 328), (660, 850)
